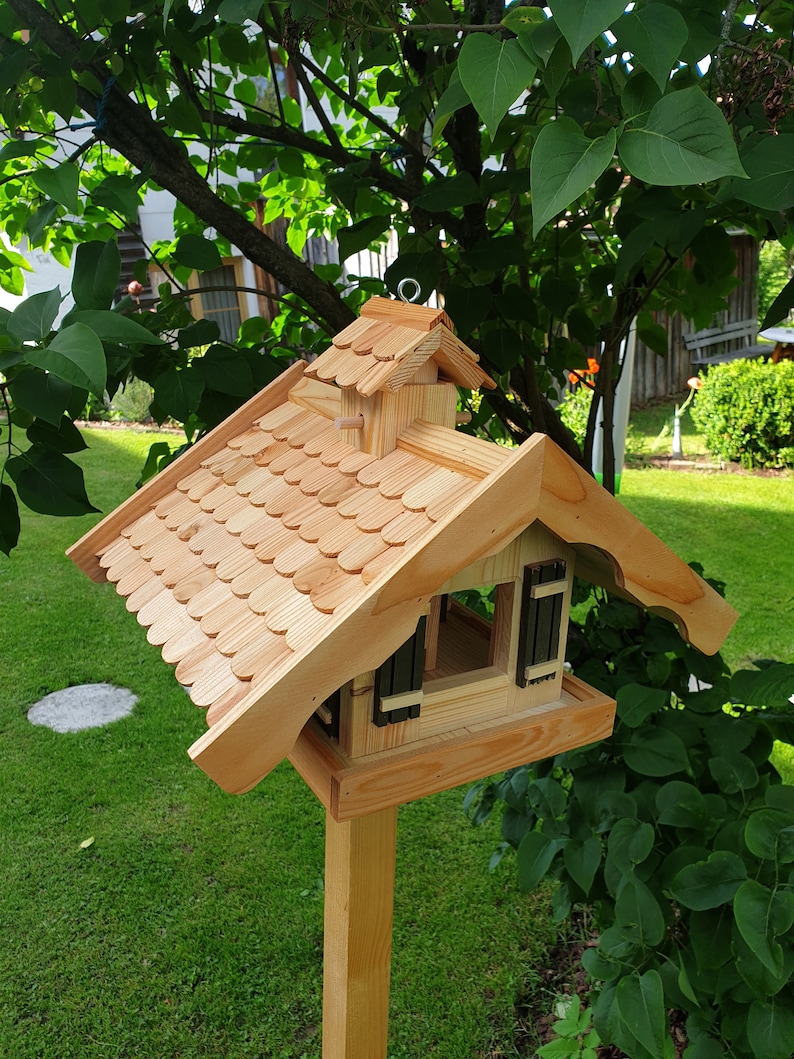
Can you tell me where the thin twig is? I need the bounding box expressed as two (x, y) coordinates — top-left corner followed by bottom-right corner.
(179, 285), (334, 333)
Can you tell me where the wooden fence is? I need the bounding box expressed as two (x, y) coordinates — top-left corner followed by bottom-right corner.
(630, 234), (759, 404)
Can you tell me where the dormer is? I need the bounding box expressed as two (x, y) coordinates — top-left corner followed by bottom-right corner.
(304, 296), (496, 456)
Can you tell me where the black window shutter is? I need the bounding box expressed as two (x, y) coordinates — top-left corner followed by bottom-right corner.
(373, 616), (427, 727)
(516, 561), (566, 688)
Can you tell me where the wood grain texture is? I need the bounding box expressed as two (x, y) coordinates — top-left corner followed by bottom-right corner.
(359, 294), (451, 331)
(397, 419), (510, 478)
(68, 360), (306, 581)
(288, 674), (616, 822)
(322, 807), (397, 1059)
(534, 440), (737, 654)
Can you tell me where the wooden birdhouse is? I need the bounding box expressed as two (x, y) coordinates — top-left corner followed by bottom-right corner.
(67, 295), (736, 1059)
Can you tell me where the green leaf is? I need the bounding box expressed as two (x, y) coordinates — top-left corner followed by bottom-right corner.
(731, 663), (794, 711)
(384, 251), (442, 304)
(538, 271), (579, 318)
(723, 134), (794, 212)
(5, 448), (98, 516)
(173, 234), (223, 272)
(735, 929), (794, 999)
(432, 67), (470, 145)
(217, 0), (263, 20)
(548, 0), (627, 65)
(26, 416), (87, 454)
(745, 809), (794, 864)
(563, 835), (602, 896)
(529, 777), (568, 818)
(614, 5), (689, 95)
(8, 368), (73, 428)
(154, 366), (205, 423)
(734, 880), (794, 977)
(31, 162), (79, 213)
(615, 876), (666, 948)
(65, 310), (166, 346)
(615, 970), (666, 1059)
(72, 239), (122, 311)
(193, 345), (253, 397)
(462, 235), (528, 271)
(617, 683), (669, 728)
(178, 319), (221, 348)
(516, 831), (563, 892)
(0, 45), (31, 94)
(708, 752), (758, 794)
(138, 441), (176, 487)
(624, 726), (689, 776)
(747, 998), (794, 1059)
(337, 215), (391, 262)
(606, 818), (655, 876)
(683, 1037), (725, 1059)
(531, 120), (616, 236)
(8, 287), (63, 342)
(442, 283), (492, 340)
(618, 88), (747, 186)
(26, 323), (107, 398)
(90, 174), (143, 219)
(671, 850), (746, 910)
(688, 908), (733, 972)
(655, 781), (707, 829)
(761, 276), (794, 330)
(0, 482), (20, 556)
(458, 35), (536, 141)
(27, 200), (59, 246)
(414, 173), (483, 212)
(163, 95), (205, 138)
(0, 138), (41, 164)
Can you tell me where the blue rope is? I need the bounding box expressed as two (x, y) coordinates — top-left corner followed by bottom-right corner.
(70, 75), (117, 133)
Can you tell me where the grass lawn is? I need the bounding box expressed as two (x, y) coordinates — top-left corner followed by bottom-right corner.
(621, 395), (793, 670)
(1, 419), (791, 1058)
(0, 428), (551, 1059)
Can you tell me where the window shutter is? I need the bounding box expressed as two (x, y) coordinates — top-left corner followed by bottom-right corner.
(373, 616), (427, 727)
(516, 560), (567, 688)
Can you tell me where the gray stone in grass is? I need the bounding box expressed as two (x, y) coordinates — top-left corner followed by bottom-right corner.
(27, 683), (138, 733)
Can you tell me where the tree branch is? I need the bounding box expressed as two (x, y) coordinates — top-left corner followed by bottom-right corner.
(5, 0), (355, 334)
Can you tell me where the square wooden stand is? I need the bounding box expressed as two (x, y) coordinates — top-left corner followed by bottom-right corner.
(294, 674), (616, 1059)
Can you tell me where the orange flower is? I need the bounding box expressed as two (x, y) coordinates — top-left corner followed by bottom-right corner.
(587, 358), (600, 374)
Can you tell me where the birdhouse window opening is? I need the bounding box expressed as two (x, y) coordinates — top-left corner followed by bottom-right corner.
(424, 583), (514, 683)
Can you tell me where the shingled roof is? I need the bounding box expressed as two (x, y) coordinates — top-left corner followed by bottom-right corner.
(68, 300), (736, 796)
(304, 295), (496, 395)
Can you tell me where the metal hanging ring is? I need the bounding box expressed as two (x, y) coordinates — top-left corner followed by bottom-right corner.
(397, 277), (422, 304)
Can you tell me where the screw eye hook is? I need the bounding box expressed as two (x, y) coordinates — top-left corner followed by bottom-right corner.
(397, 277), (422, 304)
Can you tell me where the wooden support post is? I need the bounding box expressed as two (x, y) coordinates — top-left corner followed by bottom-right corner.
(323, 805), (398, 1059)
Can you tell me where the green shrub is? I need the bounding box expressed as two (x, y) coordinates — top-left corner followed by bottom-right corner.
(690, 359), (794, 469)
(558, 385), (594, 449)
(758, 241), (793, 327)
(467, 578), (794, 1059)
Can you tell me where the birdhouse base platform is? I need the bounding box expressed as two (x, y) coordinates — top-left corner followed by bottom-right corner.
(291, 671), (615, 822)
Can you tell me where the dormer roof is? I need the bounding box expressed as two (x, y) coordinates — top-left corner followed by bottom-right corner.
(305, 296), (496, 396)
(67, 354), (736, 797)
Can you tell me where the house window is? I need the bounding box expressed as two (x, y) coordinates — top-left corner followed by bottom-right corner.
(191, 261), (248, 344)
